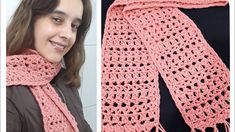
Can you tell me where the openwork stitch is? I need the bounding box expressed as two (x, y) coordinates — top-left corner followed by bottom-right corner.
(7, 50), (79, 132)
(102, 0), (230, 131)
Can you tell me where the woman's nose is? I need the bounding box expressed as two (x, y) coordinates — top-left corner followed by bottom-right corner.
(59, 24), (74, 41)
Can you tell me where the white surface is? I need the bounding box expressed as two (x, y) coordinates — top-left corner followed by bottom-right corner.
(80, 45), (97, 131)
(229, 0), (235, 132)
(6, 0), (97, 131)
(85, 0), (97, 45)
(1, 0), (7, 132)
(81, 0), (97, 131)
(6, 0), (20, 25)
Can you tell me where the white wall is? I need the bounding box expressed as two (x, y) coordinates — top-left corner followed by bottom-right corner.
(80, 0), (97, 131)
(6, 0), (97, 131)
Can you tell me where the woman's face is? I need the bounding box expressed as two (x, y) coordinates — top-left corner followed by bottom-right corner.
(34, 0), (83, 63)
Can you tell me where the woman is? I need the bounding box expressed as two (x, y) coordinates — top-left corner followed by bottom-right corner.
(7, 0), (92, 131)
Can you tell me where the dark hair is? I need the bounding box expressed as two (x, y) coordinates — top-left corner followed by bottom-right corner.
(7, 0), (92, 88)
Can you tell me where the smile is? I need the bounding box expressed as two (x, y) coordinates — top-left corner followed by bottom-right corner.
(49, 40), (67, 52)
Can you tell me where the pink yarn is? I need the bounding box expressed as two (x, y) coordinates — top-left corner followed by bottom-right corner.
(7, 50), (79, 132)
(102, 0), (230, 131)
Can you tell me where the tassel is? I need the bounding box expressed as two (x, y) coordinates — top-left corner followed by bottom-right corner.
(213, 126), (219, 132)
(159, 123), (166, 132)
(224, 120), (230, 132)
(191, 129), (196, 132)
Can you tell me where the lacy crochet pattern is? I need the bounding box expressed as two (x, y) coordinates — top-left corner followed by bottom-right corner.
(7, 50), (79, 132)
(102, 0), (230, 131)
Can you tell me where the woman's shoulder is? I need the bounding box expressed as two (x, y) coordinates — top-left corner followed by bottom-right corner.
(7, 85), (40, 112)
(7, 85), (31, 99)
(7, 85), (44, 132)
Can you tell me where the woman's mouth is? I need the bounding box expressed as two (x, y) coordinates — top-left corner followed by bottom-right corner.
(49, 40), (67, 52)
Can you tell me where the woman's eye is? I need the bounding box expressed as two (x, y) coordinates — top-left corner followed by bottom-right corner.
(72, 24), (79, 32)
(52, 17), (63, 24)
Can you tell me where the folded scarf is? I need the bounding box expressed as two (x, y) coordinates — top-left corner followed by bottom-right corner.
(6, 50), (79, 132)
(101, 0), (230, 131)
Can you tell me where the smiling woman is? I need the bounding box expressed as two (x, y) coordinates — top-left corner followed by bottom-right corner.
(6, 0), (93, 132)
(33, 0), (83, 63)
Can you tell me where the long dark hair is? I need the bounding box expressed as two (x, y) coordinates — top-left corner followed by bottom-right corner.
(7, 0), (92, 88)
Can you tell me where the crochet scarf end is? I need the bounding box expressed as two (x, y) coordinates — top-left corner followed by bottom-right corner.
(190, 120), (230, 132)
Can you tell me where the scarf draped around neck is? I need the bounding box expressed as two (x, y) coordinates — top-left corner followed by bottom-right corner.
(7, 50), (79, 132)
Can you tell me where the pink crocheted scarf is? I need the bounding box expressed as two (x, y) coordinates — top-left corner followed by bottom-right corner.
(102, 0), (230, 131)
(6, 50), (79, 132)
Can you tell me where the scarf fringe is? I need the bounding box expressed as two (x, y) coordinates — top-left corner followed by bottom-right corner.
(213, 126), (219, 132)
(102, 124), (167, 132)
(224, 120), (230, 132)
(190, 120), (230, 132)
(158, 123), (166, 132)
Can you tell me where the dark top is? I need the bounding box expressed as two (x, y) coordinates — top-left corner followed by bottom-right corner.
(7, 70), (93, 132)
(102, 1), (229, 132)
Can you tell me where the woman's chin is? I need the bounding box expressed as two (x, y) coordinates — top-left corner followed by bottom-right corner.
(45, 56), (62, 64)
